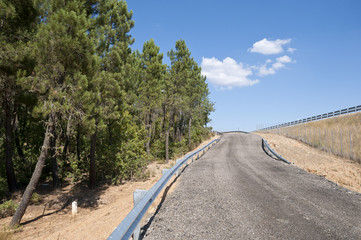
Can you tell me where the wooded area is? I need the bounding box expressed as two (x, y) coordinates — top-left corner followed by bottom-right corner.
(0, 0), (213, 226)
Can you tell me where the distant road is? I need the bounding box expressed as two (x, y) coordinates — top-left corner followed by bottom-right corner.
(142, 132), (361, 239)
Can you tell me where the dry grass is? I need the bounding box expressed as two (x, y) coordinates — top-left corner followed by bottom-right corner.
(0, 231), (13, 240)
(258, 133), (361, 194)
(0, 136), (219, 240)
(265, 112), (361, 163)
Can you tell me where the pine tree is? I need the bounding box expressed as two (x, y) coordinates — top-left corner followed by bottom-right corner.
(165, 40), (193, 158)
(11, 0), (97, 226)
(185, 61), (207, 149)
(0, 0), (38, 193)
(165, 39), (214, 154)
(139, 39), (166, 155)
(86, 0), (135, 187)
(2, 0), (215, 227)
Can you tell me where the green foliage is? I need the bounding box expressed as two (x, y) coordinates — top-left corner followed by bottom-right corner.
(171, 138), (188, 158)
(95, 111), (147, 184)
(0, 200), (18, 218)
(151, 139), (166, 160)
(0, 178), (7, 200)
(0, 0), (214, 204)
(30, 193), (42, 205)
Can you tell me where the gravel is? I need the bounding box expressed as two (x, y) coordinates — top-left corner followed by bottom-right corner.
(142, 133), (361, 240)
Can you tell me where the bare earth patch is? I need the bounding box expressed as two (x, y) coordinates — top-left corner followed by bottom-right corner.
(257, 133), (361, 193)
(0, 136), (219, 240)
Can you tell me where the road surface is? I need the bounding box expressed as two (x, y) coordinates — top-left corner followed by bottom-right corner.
(142, 132), (361, 239)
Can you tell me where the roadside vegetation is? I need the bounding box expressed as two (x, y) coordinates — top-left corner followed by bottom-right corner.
(262, 112), (361, 163)
(0, 0), (213, 227)
(258, 112), (361, 194)
(258, 133), (361, 194)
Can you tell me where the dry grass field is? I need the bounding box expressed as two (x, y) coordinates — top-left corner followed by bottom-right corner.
(257, 111), (361, 194)
(264, 112), (361, 163)
(258, 132), (361, 194)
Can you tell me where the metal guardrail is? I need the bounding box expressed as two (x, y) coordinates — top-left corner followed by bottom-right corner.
(107, 138), (221, 240)
(258, 105), (361, 131)
(262, 138), (291, 164)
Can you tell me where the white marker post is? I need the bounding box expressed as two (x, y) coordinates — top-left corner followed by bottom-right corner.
(72, 201), (77, 216)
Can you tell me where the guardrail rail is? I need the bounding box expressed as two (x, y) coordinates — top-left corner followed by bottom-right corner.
(262, 138), (291, 164)
(258, 105), (361, 131)
(107, 138), (221, 240)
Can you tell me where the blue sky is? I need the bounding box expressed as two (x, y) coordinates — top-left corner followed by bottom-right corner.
(127, 0), (361, 132)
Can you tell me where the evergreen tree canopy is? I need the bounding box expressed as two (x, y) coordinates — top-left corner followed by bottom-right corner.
(0, 0), (214, 227)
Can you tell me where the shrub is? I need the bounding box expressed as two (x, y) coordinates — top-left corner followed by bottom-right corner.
(0, 178), (7, 200)
(0, 200), (18, 218)
(30, 192), (42, 205)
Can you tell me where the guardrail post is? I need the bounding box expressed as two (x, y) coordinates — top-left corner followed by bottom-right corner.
(175, 159), (182, 177)
(133, 189), (148, 240)
(340, 129), (343, 156)
(332, 130), (334, 154)
(349, 130), (352, 159)
(106, 138), (220, 240)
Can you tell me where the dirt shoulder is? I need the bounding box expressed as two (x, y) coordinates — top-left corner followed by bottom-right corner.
(0, 135), (220, 240)
(257, 132), (361, 193)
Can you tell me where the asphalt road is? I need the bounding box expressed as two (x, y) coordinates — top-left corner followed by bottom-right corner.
(142, 133), (361, 240)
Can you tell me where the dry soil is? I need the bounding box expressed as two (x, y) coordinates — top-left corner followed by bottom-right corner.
(0, 136), (218, 240)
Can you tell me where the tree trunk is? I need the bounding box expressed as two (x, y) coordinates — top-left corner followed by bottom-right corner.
(171, 112), (176, 139)
(151, 113), (156, 139)
(10, 114), (55, 227)
(160, 107), (165, 138)
(76, 123), (81, 161)
(146, 130), (151, 155)
(188, 115), (192, 150)
(62, 138), (69, 159)
(3, 97), (18, 193)
(163, 105), (169, 162)
(165, 130), (169, 163)
(50, 125), (59, 188)
(177, 114), (184, 142)
(146, 113), (152, 155)
(176, 120), (181, 142)
(14, 115), (25, 166)
(89, 119), (98, 188)
(62, 114), (72, 158)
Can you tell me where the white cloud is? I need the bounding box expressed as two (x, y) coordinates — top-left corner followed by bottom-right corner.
(202, 37), (296, 90)
(201, 57), (259, 89)
(287, 47), (296, 53)
(249, 38), (291, 55)
(271, 62), (285, 70)
(258, 65), (276, 76)
(257, 55), (294, 76)
(276, 55), (292, 63)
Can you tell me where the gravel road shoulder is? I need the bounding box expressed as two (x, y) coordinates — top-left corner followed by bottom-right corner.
(142, 132), (361, 240)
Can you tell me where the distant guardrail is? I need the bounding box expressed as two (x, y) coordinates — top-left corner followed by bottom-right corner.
(257, 105), (361, 131)
(107, 138), (221, 240)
